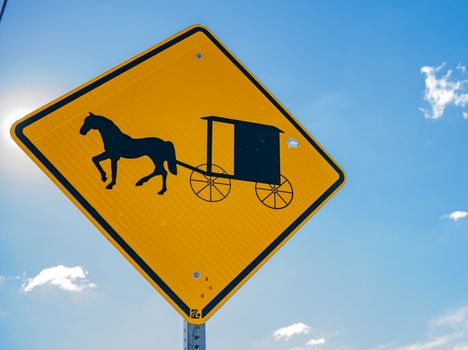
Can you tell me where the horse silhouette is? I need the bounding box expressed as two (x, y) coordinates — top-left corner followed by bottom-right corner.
(80, 112), (177, 195)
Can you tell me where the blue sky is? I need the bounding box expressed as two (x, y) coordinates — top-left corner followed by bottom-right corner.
(1, 1), (468, 349)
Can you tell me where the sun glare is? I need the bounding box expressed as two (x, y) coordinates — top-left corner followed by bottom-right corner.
(2, 108), (33, 147)
(0, 107), (40, 178)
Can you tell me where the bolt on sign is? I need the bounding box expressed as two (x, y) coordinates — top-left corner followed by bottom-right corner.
(12, 25), (345, 324)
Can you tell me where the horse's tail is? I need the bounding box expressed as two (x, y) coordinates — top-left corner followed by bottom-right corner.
(165, 141), (177, 175)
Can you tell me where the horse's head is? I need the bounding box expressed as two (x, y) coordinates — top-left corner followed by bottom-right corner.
(80, 112), (99, 135)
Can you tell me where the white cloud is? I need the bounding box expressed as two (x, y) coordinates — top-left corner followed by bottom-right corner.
(0, 275), (5, 283)
(463, 112), (468, 119)
(306, 338), (326, 347)
(444, 211), (468, 222)
(392, 305), (468, 350)
(396, 334), (461, 350)
(22, 265), (96, 293)
(419, 63), (468, 119)
(273, 322), (311, 341)
(431, 306), (468, 330)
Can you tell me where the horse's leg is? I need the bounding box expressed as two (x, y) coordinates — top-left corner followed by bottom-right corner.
(157, 162), (168, 195)
(135, 168), (158, 187)
(158, 170), (168, 195)
(92, 151), (109, 182)
(135, 167), (167, 193)
(137, 161), (168, 194)
(106, 157), (119, 190)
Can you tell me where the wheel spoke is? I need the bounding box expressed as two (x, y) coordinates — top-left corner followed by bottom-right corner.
(210, 170), (227, 182)
(191, 179), (210, 184)
(196, 183), (210, 195)
(277, 178), (289, 190)
(209, 185), (212, 201)
(274, 193), (277, 208)
(277, 189), (293, 194)
(277, 192), (288, 205)
(260, 191), (274, 203)
(214, 181), (230, 186)
(213, 184), (226, 198)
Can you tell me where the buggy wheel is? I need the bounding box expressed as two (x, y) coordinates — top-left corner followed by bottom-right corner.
(255, 175), (293, 209)
(190, 164), (231, 202)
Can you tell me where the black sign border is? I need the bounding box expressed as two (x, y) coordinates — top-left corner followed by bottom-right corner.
(14, 25), (345, 321)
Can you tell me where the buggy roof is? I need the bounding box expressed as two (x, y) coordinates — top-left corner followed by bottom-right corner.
(202, 116), (284, 133)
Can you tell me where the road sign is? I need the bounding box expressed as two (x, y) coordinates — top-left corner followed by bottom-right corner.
(11, 25), (345, 323)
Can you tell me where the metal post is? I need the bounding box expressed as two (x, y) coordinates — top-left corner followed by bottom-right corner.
(184, 320), (206, 350)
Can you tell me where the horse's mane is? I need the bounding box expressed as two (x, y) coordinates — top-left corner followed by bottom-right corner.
(92, 115), (124, 138)
(94, 115), (117, 127)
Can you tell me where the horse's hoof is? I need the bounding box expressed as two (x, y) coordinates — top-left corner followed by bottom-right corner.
(135, 180), (144, 186)
(101, 176), (107, 182)
(158, 190), (166, 195)
(106, 184), (114, 190)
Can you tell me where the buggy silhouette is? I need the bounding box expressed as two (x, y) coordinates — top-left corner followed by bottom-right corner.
(177, 116), (293, 209)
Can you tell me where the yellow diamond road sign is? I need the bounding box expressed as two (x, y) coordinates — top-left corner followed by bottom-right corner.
(12, 25), (345, 323)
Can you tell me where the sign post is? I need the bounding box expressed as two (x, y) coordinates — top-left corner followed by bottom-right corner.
(11, 25), (345, 343)
(184, 321), (206, 350)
